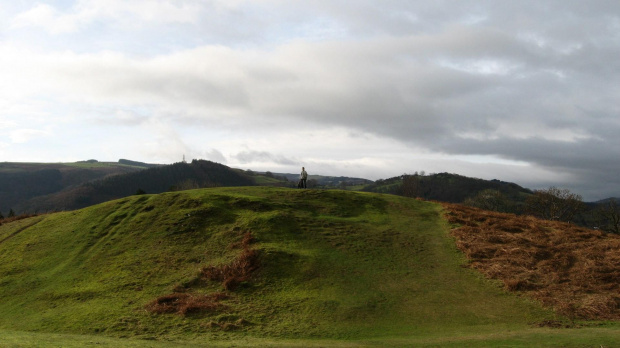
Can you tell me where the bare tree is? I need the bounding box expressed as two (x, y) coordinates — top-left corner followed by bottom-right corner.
(595, 199), (620, 234)
(525, 187), (585, 223)
(464, 189), (510, 212)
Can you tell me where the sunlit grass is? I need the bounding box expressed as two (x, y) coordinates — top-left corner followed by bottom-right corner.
(0, 187), (617, 346)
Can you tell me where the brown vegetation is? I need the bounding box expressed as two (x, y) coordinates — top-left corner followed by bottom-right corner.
(146, 231), (260, 316)
(145, 292), (228, 316)
(201, 232), (260, 291)
(443, 202), (620, 320)
(0, 213), (39, 226)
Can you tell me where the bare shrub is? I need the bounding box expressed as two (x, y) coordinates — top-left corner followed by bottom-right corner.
(146, 293), (191, 314)
(146, 292), (228, 316)
(201, 232), (260, 291)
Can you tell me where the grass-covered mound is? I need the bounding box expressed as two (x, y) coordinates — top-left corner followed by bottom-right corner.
(0, 187), (590, 344)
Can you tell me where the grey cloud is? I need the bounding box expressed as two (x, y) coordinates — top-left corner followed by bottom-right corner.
(233, 150), (297, 166)
(7, 1), (620, 199)
(243, 2), (620, 199)
(440, 136), (620, 200)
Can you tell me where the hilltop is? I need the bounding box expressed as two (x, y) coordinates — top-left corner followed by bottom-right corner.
(0, 187), (618, 347)
(363, 172), (532, 206)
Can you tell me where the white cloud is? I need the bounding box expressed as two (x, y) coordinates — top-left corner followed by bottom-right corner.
(232, 150), (297, 166)
(0, 117), (17, 129)
(135, 119), (191, 163)
(10, 0), (204, 34)
(10, 3), (78, 34)
(9, 128), (51, 143)
(438, 58), (521, 76)
(204, 149), (226, 163)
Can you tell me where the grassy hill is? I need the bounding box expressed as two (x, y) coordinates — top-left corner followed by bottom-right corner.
(246, 171), (373, 189)
(0, 160), (146, 214)
(0, 187), (618, 347)
(11, 160), (254, 213)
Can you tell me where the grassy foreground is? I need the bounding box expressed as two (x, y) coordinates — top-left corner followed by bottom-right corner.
(0, 187), (617, 346)
(1, 325), (619, 347)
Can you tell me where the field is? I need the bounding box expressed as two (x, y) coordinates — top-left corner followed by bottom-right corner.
(0, 187), (617, 347)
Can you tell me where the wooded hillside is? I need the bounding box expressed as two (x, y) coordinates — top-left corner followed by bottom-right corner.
(14, 160), (254, 213)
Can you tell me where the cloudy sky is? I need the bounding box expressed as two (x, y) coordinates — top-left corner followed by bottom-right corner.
(1, 1), (619, 200)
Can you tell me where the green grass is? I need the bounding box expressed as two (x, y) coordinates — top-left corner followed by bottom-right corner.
(341, 184), (367, 191)
(251, 175), (287, 185)
(1, 325), (619, 347)
(0, 187), (617, 346)
(62, 161), (142, 169)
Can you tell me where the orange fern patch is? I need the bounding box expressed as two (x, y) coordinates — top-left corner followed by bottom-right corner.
(146, 231), (260, 316)
(443, 202), (620, 320)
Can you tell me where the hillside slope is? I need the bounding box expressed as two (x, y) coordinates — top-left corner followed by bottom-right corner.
(0, 187), (560, 342)
(16, 160), (254, 213)
(0, 188), (557, 341)
(0, 161), (145, 214)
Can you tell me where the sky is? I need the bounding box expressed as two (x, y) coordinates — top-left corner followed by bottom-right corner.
(1, 1), (619, 201)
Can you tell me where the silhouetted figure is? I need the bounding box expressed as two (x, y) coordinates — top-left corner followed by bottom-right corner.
(299, 167), (308, 189)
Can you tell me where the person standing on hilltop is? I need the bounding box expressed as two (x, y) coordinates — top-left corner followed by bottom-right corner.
(300, 167), (308, 189)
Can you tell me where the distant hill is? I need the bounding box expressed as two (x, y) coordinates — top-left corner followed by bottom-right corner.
(362, 172), (532, 205)
(0, 160), (146, 214)
(361, 172), (620, 230)
(592, 197), (620, 205)
(118, 158), (161, 168)
(16, 159), (254, 212)
(6, 159), (616, 225)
